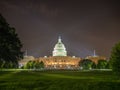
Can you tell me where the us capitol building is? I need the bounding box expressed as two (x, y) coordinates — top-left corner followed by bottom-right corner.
(39, 37), (81, 69)
(19, 37), (106, 69)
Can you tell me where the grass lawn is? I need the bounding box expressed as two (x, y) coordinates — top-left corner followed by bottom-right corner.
(0, 70), (120, 90)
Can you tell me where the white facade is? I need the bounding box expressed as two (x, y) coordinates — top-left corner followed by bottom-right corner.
(53, 37), (67, 56)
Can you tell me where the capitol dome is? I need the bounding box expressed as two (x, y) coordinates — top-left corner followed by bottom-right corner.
(53, 36), (67, 56)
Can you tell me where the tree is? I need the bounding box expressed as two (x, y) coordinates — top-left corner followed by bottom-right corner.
(33, 61), (44, 69)
(39, 61), (44, 69)
(24, 61), (45, 69)
(79, 59), (94, 70)
(91, 62), (97, 69)
(110, 42), (120, 75)
(34, 61), (40, 69)
(0, 14), (23, 68)
(24, 61), (33, 69)
(97, 60), (108, 69)
(106, 60), (111, 69)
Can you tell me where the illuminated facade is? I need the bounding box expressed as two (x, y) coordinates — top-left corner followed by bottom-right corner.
(19, 55), (35, 68)
(19, 37), (107, 69)
(39, 37), (81, 69)
(39, 56), (80, 69)
(85, 55), (106, 64)
(85, 50), (107, 64)
(53, 36), (67, 56)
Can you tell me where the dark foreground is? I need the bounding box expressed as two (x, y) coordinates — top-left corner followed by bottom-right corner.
(0, 70), (120, 90)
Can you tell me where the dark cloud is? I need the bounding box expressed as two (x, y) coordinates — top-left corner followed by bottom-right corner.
(0, 0), (120, 58)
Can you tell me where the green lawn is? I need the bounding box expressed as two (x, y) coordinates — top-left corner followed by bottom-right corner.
(0, 70), (120, 90)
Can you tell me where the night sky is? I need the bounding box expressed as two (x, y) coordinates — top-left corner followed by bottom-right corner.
(0, 0), (120, 58)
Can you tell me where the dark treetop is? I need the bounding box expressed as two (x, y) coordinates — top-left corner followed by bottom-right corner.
(0, 14), (23, 64)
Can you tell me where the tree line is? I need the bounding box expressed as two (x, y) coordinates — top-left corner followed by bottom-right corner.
(23, 61), (44, 69)
(79, 59), (109, 70)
